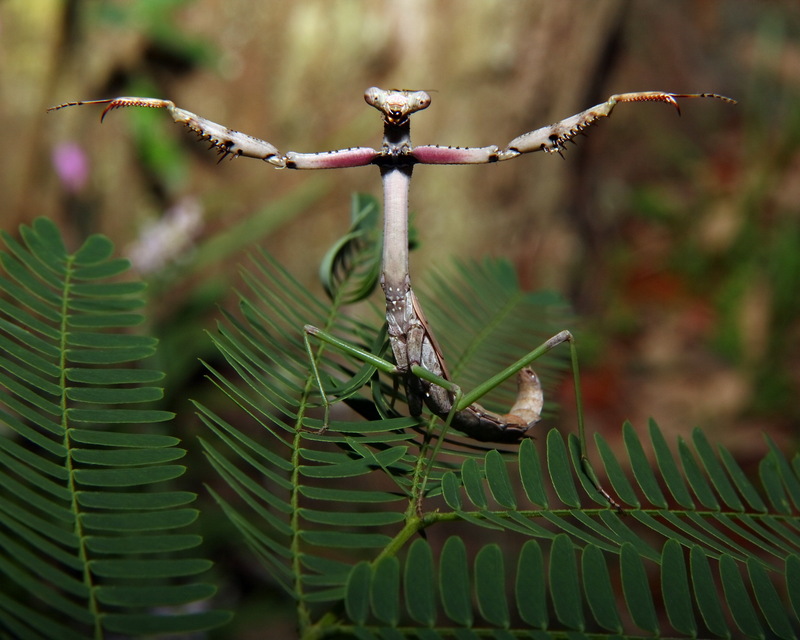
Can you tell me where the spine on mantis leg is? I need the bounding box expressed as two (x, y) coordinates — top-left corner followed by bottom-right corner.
(48, 97), (286, 165)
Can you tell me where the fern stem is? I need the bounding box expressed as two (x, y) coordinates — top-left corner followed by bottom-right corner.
(372, 515), (426, 565)
(59, 252), (102, 638)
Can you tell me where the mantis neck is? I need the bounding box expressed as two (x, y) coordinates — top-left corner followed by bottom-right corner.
(380, 165), (412, 330)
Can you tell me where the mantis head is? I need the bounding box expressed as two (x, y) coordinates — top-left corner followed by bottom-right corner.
(364, 87), (431, 126)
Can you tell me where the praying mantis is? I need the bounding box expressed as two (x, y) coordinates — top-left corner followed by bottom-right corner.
(49, 87), (734, 459)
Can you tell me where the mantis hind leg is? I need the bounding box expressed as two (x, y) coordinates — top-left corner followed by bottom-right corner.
(419, 329), (620, 509)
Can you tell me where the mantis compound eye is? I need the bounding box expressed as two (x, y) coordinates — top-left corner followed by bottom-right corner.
(364, 87), (382, 108)
(411, 91), (431, 112)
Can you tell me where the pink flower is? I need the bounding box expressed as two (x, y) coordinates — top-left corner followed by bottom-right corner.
(52, 142), (89, 193)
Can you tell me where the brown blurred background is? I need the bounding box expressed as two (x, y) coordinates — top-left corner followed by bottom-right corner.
(2, 0), (799, 632)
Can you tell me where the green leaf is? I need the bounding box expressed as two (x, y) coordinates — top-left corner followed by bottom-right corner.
(0, 596), (86, 640)
(692, 428), (743, 511)
(66, 346), (157, 364)
(515, 540), (547, 629)
(371, 556), (400, 626)
(441, 471), (463, 510)
(485, 449), (516, 509)
(66, 385), (163, 404)
(69, 429), (180, 447)
(300, 446), (408, 478)
(595, 431), (639, 508)
(518, 437), (548, 508)
(462, 458), (488, 508)
(81, 509), (199, 532)
(66, 367), (164, 384)
(582, 544), (623, 633)
(549, 534), (584, 631)
(86, 534), (202, 554)
(0, 253), (61, 306)
(70, 281), (146, 297)
(77, 490), (196, 510)
(6, 230), (65, 285)
(404, 539), (436, 626)
(74, 464), (186, 487)
(649, 419), (694, 508)
(72, 233), (114, 264)
(788, 555), (800, 623)
(690, 546), (730, 637)
(300, 531), (392, 549)
(71, 258), (131, 280)
(299, 485), (403, 504)
(319, 192), (381, 304)
(474, 544), (509, 628)
(70, 297), (143, 312)
(599, 511), (660, 562)
(718, 447), (767, 512)
(29, 218), (67, 261)
(0, 298), (60, 340)
(91, 558), (212, 579)
(66, 331), (156, 349)
(183, 206), (799, 639)
(546, 429), (580, 508)
(299, 509), (403, 527)
(760, 455), (792, 514)
(765, 435), (800, 512)
(678, 437), (721, 510)
(102, 611), (232, 635)
(543, 511), (619, 553)
(67, 312), (144, 328)
(748, 557), (794, 638)
(719, 554), (763, 638)
(95, 583), (216, 607)
(439, 537), (473, 627)
(624, 421), (667, 508)
(70, 447), (186, 466)
(620, 543), (659, 634)
(67, 408), (174, 423)
(660, 540), (697, 636)
(346, 562), (372, 625)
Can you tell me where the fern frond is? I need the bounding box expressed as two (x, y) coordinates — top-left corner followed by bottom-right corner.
(0, 218), (229, 637)
(342, 533), (800, 638)
(198, 193), (798, 638)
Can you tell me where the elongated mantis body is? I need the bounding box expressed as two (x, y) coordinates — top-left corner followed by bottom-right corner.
(50, 88), (734, 448)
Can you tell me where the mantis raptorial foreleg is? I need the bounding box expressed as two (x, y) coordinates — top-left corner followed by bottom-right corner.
(51, 86), (734, 506)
